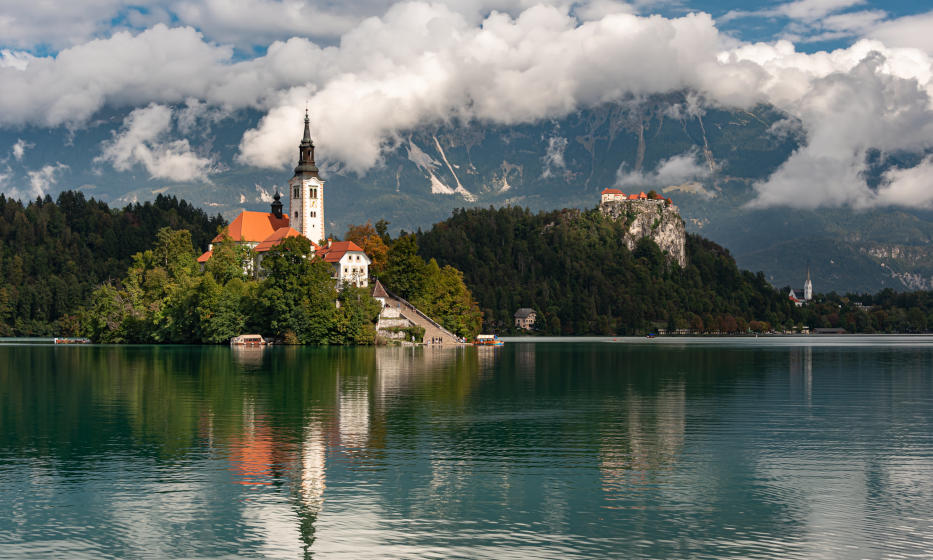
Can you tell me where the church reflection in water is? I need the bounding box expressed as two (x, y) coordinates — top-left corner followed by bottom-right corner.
(220, 344), (479, 556)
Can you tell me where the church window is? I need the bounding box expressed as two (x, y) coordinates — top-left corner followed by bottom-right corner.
(293, 186), (299, 198)
(294, 211), (298, 218)
(310, 187), (317, 199)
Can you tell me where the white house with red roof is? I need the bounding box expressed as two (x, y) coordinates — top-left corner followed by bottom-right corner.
(198, 114), (370, 286)
(316, 240), (371, 288)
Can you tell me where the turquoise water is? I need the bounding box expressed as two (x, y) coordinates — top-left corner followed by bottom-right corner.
(1, 338), (932, 558)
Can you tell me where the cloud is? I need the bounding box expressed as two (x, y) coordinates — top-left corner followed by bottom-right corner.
(617, 151), (711, 187)
(11, 139), (33, 161)
(97, 103), (213, 182)
(0, 2), (931, 209)
(746, 49), (933, 209)
(27, 163), (69, 198)
(873, 155), (933, 207)
(867, 10), (933, 55)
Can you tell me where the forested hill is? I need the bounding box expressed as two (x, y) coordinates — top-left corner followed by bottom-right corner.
(415, 206), (797, 335)
(0, 192), (224, 336)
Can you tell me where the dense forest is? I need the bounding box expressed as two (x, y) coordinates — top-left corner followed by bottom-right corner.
(0, 192), (224, 336)
(414, 206), (933, 335)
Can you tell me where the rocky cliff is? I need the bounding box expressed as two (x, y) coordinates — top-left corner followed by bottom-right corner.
(599, 199), (687, 267)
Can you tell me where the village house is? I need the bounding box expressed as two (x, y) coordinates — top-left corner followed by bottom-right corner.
(514, 308), (537, 330)
(198, 111), (370, 286)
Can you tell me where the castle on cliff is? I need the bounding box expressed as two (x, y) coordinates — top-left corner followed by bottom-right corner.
(598, 187), (686, 267)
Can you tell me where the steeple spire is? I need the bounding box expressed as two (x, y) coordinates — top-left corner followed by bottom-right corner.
(295, 109), (319, 176)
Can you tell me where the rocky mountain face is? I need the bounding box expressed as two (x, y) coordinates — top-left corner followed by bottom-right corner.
(599, 199), (686, 267)
(3, 93), (932, 293)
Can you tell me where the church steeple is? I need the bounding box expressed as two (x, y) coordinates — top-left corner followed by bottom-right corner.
(295, 109), (319, 176)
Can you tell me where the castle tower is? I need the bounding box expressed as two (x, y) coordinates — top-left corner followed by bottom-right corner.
(804, 266), (813, 301)
(288, 110), (325, 244)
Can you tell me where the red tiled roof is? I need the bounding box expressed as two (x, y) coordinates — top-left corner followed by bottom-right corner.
(316, 240), (366, 263)
(213, 211), (290, 243)
(627, 194), (639, 200)
(254, 226), (304, 253)
(638, 191), (647, 199)
(601, 188), (625, 195)
(197, 250), (213, 263)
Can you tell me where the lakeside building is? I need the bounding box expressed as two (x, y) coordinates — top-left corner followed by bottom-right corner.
(514, 308), (537, 330)
(198, 112), (370, 286)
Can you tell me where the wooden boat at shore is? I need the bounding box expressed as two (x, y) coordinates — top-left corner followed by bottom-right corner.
(473, 334), (504, 346)
(53, 337), (90, 344)
(230, 334), (268, 346)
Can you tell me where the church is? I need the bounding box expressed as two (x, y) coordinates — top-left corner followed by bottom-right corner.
(788, 268), (814, 306)
(198, 111), (371, 288)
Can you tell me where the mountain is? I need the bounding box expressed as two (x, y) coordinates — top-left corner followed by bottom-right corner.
(3, 93), (932, 293)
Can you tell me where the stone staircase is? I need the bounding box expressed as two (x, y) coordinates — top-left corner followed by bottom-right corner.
(376, 288), (461, 345)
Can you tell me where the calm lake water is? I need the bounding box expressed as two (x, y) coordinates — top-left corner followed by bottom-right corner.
(1, 338), (933, 559)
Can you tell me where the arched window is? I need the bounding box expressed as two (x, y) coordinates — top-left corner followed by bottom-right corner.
(294, 211), (299, 218)
(310, 187), (318, 199)
(293, 186), (300, 198)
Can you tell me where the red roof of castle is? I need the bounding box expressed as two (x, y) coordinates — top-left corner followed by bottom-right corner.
(628, 194), (639, 200)
(638, 191), (647, 199)
(213, 211), (290, 243)
(601, 188), (625, 195)
(197, 250), (212, 263)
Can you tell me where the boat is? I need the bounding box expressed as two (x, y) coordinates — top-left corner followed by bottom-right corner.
(53, 337), (90, 344)
(473, 334), (504, 346)
(230, 334), (268, 346)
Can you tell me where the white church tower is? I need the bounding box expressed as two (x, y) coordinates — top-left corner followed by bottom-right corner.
(804, 266), (813, 301)
(288, 110), (325, 244)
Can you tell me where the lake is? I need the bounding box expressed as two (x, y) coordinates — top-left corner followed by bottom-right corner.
(1, 338), (932, 558)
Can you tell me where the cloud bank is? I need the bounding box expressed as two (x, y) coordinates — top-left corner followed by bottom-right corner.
(0, 1), (931, 209)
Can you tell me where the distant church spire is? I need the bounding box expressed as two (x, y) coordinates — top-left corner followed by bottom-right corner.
(804, 263), (813, 301)
(295, 109), (319, 176)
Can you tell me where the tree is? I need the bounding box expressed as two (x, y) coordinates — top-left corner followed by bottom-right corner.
(345, 221), (389, 274)
(382, 234), (426, 300)
(257, 236), (338, 344)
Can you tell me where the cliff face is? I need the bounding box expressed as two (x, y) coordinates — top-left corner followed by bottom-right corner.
(599, 200), (687, 267)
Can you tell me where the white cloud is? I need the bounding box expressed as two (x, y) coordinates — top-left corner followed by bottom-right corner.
(873, 155), (933, 208)
(27, 163), (69, 198)
(97, 103), (213, 182)
(746, 49), (933, 209)
(11, 139), (33, 161)
(867, 10), (933, 55)
(617, 151), (711, 187)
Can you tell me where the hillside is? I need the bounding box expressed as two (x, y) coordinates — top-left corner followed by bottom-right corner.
(0, 192), (224, 336)
(4, 95), (933, 293)
(414, 206), (796, 335)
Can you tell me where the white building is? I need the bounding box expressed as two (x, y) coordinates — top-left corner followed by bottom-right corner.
(289, 110), (326, 245)
(317, 240), (371, 288)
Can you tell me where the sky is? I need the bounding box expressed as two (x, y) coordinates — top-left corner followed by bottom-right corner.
(0, 0), (932, 208)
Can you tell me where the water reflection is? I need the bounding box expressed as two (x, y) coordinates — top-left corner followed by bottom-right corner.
(1, 342), (933, 558)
